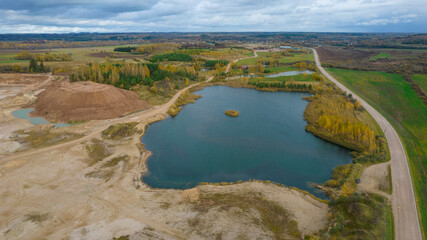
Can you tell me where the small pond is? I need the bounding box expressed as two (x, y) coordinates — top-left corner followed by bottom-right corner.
(12, 108), (71, 128)
(142, 86), (352, 197)
(226, 70), (314, 80)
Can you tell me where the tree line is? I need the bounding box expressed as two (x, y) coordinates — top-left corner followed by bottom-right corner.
(113, 46), (137, 53)
(304, 92), (379, 154)
(249, 80), (312, 90)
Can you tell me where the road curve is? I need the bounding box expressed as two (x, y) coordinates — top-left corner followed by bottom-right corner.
(225, 50), (260, 73)
(312, 48), (422, 240)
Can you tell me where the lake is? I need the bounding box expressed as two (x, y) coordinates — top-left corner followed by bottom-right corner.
(142, 86), (351, 197)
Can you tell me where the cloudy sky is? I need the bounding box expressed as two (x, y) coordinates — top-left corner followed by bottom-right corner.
(0, 0), (425, 33)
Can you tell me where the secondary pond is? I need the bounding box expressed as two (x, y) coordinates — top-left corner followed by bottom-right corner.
(226, 70), (314, 80)
(12, 108), (71, 128)
(142, 86), (351, 197)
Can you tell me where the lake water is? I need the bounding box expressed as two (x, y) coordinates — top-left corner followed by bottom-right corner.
(264, 70), (314, 78)
(12, 108), (71, 128)
(141, 86), (351, 197)
(226, 70), (314, 80)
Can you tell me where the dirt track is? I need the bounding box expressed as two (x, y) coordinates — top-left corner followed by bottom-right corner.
(313, 48), (422, 240)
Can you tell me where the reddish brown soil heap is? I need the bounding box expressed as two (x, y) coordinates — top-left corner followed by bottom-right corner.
(32, 81), (149, 122)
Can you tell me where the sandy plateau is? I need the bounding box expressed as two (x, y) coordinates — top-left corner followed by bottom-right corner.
(0, 73), (381, 240)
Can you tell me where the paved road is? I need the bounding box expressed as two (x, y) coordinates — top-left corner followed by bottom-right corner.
(313, 48), (422, 240)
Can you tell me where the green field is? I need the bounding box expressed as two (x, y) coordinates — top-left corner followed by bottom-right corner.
(236, 51), (314, 66)
(0, 53), (27, 64)
(412, 74), (427, 93)
(326, 68), (427, 237)
(279, 52), (314, 63)
(370, 52), (391, 60)
(235, 57), (258, 66)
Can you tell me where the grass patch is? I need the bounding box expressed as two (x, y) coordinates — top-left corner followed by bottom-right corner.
(327, 68), (427, 236)
(13, 128), (82, 149)
(101, 122), (139, 140)
(235, 57), (258, 66)
(386, 203), (395, 240)
(379, 165), (393, 195)
(264, 66), (298, 73)
(85, 168), (115, 182)
(102, 154), (130, 168)
(370, 52), (391, 60)
(194, 192), (301, 239)
(412, 74), (427, 94)
(24, 213), (50, 223)
(113, 236), (129, 240)
(167, 90), (202, 117)
(262, 73), (314, 82)
(134, 85), (172, 106)
(85, 138), (113, 166)
(326, 193), (393, 239)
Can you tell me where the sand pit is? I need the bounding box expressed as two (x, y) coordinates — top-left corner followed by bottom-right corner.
(0, 73), (50, 85)
(32, 81), (149, 122)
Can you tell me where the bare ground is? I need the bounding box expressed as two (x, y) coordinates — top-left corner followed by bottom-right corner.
(358, 162), (391, 199)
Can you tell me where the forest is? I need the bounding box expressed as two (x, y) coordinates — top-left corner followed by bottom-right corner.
(69, 62), (198, 90)
(304, 88), (388, 163)
(204, 60), (229, 68)
(150, 53), (193, 62)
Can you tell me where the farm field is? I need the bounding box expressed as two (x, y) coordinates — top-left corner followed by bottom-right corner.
(326, 68), (427, 233)
(0, 45), (139, 67)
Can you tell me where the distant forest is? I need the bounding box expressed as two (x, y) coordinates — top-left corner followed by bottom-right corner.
(0, 33), (426, 50)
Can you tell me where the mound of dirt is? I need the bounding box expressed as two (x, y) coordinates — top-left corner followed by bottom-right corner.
(32, 81), (149, 122)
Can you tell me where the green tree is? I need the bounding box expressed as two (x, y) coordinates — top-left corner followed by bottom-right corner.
(29, 59), (38, 72)
(38, 61), (45, 72)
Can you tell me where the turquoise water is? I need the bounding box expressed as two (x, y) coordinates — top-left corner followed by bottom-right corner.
(142, 86), (351, 197)
(12, 108), (70, 128)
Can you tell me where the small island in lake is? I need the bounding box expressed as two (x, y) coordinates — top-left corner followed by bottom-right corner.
(225, 110), (239, 117)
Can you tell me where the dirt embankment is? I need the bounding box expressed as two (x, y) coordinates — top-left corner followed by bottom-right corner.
(32, 81), (149, 122)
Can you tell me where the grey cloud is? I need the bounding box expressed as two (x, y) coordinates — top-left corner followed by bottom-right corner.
(0, 0), (425, 33)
